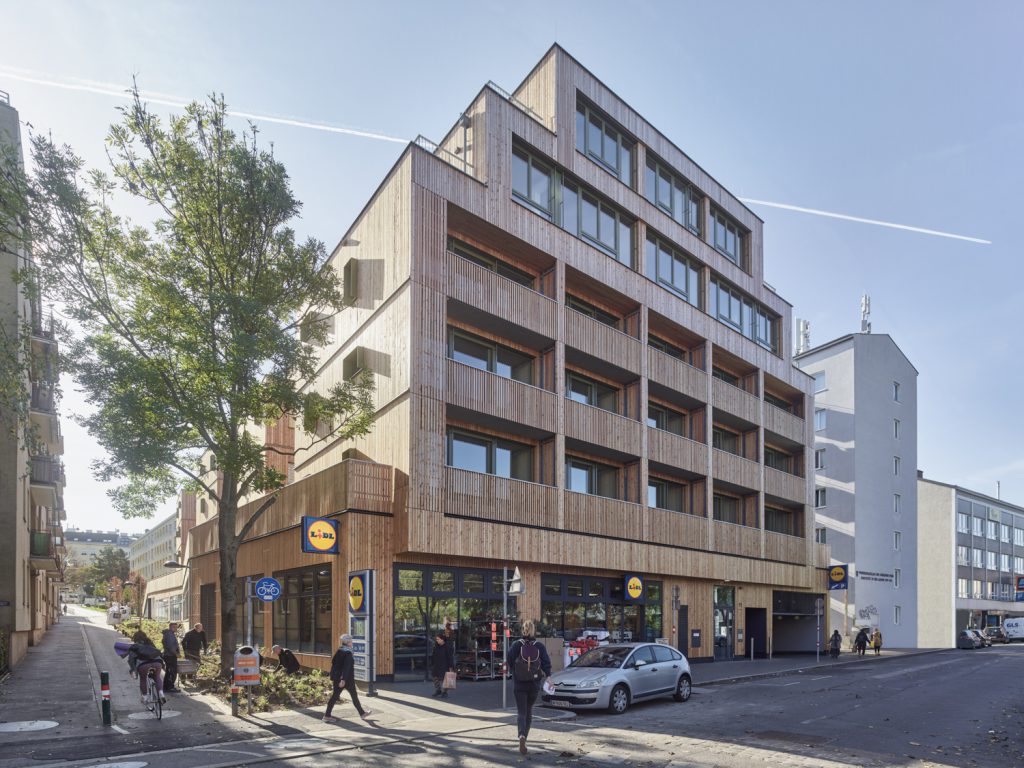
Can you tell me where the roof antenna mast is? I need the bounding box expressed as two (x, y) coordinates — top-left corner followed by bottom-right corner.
(860, 294), (872, 333)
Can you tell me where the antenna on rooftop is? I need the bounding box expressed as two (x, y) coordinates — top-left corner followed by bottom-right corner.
(860, 294), (872, 333)
(796, 319), (810, 354)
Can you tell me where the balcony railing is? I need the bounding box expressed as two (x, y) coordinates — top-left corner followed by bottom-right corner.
(712, 519), (762, 558)
(30, 531), (52, 558)
(712, 378), (760, 425)
(764, 467), (806, 504)
(764, 530), (807, 564)
(413, 135), (475, 176)
(647, 427), (707, 476)
(764, 403), (805, 443)
(30, 384), (57, 414)
(565, 309), (642, 374)
(564, 491), (645, 540)
(446, 466), (558, 528)
(447, 359), (557, 431)
(648, 348), (707, 402)
(30, 456), (65, 486)
(647, 506), (709, 550)
(712, 449), (760, 491)
(446, 251), (558, 340)
(565, 399), (641, 457)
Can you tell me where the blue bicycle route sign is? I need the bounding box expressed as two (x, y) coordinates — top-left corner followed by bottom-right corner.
(254, 577), (283, 602)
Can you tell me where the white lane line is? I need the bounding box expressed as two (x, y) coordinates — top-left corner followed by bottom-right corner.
(111, 725), (129, 734)
(871, 658), (963, 680)
(811, 676), (831, 681)
(800, 715), (827, 725)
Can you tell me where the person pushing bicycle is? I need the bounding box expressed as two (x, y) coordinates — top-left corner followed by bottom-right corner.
(126, 630), (166, 704)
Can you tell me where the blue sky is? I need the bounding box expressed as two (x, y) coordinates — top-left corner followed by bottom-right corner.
(3, 1), (1021, 533)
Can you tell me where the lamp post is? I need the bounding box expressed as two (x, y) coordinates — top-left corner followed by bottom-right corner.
(164, 560), (191, 626)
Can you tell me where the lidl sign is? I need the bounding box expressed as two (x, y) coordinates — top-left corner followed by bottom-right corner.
(624, 574), (644, 602)
(301, 516), (339, 555)
(349, 574), (365, 612)
(828, 564), (849, 591)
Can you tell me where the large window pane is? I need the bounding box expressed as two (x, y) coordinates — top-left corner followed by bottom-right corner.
(451, 334), (490, 370)
(512, 148), (529, 198)
(567, 461), (592, 493)
(450, 433), (489, 473)
(530, 162), (550, 209)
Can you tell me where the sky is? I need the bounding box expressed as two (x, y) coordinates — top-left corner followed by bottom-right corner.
(2, 0), (1022, 535)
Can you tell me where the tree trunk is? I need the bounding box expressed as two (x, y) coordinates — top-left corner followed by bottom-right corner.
(217, 482), (239, 678)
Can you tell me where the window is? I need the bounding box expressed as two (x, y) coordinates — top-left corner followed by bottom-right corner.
(712, 367), (740, 387)
(567, 295), (619, 328)
(973, 548), (983, 568)
(972, 517), (984, 537)
(764, 446), (792, 473)
(893, 381), (901, 402)
(712, 208), (744, 267)
(893, 568), (901, 589)
(814, 409), (827, 431)
(448, 329), (533, 384)
(1016, 528), (1024, 547)
(708, 278), (779, 352)
(644, 235), (701, 308)
(643, 155), (702, 235)
(815, 527), (827, 544)
(986, 551), (997, 571)
(956, 545), (969, 566)
(648, 335), (685, 360)
(566, 457), (618, 499)
(987, 520), (998, 540)
(713, 494), (740, 524)
(957, 578), (968, 598)
(1015, 556), (1024, 574)
(814, 449), (825, 470)
(566, 371), (619, 413)
(1000, 523), (1010, 543)
(511, 146), (552, 216)
(273, 565), (332, 655)
(814, 488), (827, 508)
(893, 419), (900, 439)
(446, 429), (533, 481)
(1001, 553), (1010, 573)
(893, 605), (901, 625)
(956, 513), (970, 534)
(765, 506), (801, 537)
(342, 346), (369, 380)
(343, 258), (359, 301)
(449, 238), (534, 287)
(893, 494), (901, 514)
(712, 426), (740, 455)
(647, 402), (685, 436)
(576, 100), (634, 185)
(972, 579), (982, 598)
(648, 477), (686, 513)
(765, 392), (793, 412)
(812, 372), (827, 392)
(893, 456), (901, 476)
(893, 531), (901, 551)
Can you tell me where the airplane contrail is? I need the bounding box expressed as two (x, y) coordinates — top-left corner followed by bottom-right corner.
(740, 198), (991, 245)
(0, 67), (992, 244)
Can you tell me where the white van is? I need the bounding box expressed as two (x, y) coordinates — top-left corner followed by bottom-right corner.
(1003, 617), (1024, 641)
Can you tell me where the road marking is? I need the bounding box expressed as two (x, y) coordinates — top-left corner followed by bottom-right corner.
(800, 715), (827, 725)
(811, 676), (831, 681)
(780, 681), (800, 686)
(870, 658), (962, 680)
(111, 725), (129, 734)
(0, 720), (59, 732)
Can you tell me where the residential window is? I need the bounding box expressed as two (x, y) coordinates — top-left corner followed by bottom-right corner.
(893, 456), (901, 476)
(578, 189), (633, 265)
(644, 235), (701, 308)
(712, 207), (744, 268)
(566, 457), (618, 499)
(511, 146), (553, 216)
(712, 367), (740, 387)
(648, 335), (685, 360)
(815, 527), (827, 544)
(1014, 556), (1024, 573)
(576, 100), (634, 186)
(566, 371), (618, 413)
(957, 578), (968, 598)
(1000, 553), (1010, 573)
(765, 506), (801, 537)
(893, 493), (901, 514)
(712, 494), (740, 524)
(814, 409), (827, 431)
(448, 329), (533, 384)
(956, 513), (970, 534)
(987, 520), (998, 540)
(643, 154), (702, 235)
(987, 551), (997, 571)
(647, 402), (685, 436)
(709, 277), (779, 352)
(567, 295), (619, 329)
(765, 392), (793, 412)
(972, 517), (984, 537)
(764, 446), (792, 474)
(648, 477), (686, 513)
(893, 381), (900, 402)
(814, 488), (827, 508)
(814, 449), (825, 470)
(812, 372), (826, 392)
(1016, 528), (1024, 547)
(893, 419), (900, 439)
(973, 548), (983, 568)
(448, 238), (534, 287)
(893, 531), (901, 551)
(972, 579), (982, 598)
(1000, 523), (1010, 543)
(956, 545), (969, 566)
(273, 565), (332, 655)
(447, 429), (533, 482)
(712, 426), (740, 455)
(893, 605), (901, 625)
(893, 568), (901, 589)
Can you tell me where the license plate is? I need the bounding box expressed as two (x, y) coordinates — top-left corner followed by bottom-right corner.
(548, 700), (572, 708)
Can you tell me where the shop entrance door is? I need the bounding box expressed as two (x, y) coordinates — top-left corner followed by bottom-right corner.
(713, 586), (735, 661)
(677, 606), (689, 657)
(606, 603), (644, 642)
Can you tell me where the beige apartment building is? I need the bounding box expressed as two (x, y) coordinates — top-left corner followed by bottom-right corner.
(187, 46), (827, 679)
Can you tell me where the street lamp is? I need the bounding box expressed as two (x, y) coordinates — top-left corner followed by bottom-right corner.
(164, 560), (192, 626)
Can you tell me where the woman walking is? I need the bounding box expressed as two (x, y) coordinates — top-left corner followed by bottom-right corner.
(871, 628), (883, 656)
(323, 634), (372, 722)
(431, 631), (456, 698)
(828, 629), (842, 660)
(507, 620), (551, 755)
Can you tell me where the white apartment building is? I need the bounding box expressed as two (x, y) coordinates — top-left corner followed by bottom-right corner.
(129, 513), (177, 583)
(795, 332), (918, 647)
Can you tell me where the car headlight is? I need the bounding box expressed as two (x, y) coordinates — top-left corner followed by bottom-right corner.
(577, 675), (607, 688)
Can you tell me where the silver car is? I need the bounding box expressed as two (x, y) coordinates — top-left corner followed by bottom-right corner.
(541, 642), (692, 715)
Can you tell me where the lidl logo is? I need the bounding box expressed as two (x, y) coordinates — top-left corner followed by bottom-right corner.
(301, 516), (339, 554)
(349, 575), (365, 612)
(625, 574), (644, 601)
(829, 564), (849, 591)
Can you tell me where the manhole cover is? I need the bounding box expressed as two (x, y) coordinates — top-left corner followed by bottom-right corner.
(372, 744), (427, 755)
(0, 720), (59, 732)
(127, 710), (182, 720)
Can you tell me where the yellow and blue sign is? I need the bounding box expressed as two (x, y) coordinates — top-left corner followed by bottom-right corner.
(828, 564), (849, 591)
(624, 574), (645, 602)
(301, 516), (339, 555)
(349, 574), (365, 612)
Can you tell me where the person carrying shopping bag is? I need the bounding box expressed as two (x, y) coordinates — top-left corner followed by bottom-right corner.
(507, 620), (551, 755)
(431, 632), (456, 698)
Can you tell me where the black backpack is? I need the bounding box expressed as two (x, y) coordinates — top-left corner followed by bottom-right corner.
(513, 640), (542, 683)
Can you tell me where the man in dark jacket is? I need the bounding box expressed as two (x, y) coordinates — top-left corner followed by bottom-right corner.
(182, 623), (208, 663)
(430, 632), (456, 698)
(323, 634), (371, 722)
(507, 620), (552, 755)
(161, 622), (181, 692)
(271, 644), (301, 675)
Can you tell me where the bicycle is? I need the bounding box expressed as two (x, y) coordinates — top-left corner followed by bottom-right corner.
(142, 668), (162, 720)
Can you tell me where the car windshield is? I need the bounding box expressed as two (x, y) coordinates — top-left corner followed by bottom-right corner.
(570, 646), (632, 668)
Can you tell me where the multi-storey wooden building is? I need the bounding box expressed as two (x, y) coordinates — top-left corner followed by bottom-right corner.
(188, 46), (827, 679)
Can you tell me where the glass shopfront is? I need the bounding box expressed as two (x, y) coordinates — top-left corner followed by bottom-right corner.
(393, 564), (517, 681)
(540, 574), (663, 642)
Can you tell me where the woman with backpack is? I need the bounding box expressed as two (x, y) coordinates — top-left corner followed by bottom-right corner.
(506, 620), (551, 755)
(125, 631), (166, 704)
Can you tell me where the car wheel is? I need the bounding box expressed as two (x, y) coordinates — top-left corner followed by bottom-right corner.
(673, 674), (692, 702)
(608, 684), (630, 715)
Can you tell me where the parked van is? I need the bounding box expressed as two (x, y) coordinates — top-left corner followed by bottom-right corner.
(1003, 617), (1024, 641)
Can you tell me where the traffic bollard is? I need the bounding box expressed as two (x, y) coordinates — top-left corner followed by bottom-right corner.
(100, 671), (111, 726)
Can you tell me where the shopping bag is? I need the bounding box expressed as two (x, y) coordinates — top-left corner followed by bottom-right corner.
(442, 671), (457, 690)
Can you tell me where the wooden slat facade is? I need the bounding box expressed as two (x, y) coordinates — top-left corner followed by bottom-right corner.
(564, 308), (643, 374)
(647, 427), (708, 476)
(446, 358), (558, 431)
(564, 399), (642, 458)
(764, 403), (806, 444)
(764, 467), (807, 505)
(648, 347), (708, 403)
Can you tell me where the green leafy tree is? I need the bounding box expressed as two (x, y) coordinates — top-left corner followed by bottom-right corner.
(0, 89), (374, 674)
(88, 546), (130, 585)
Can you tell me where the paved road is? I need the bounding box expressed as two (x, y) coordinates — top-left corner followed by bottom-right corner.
(3, 610), (1021, 768)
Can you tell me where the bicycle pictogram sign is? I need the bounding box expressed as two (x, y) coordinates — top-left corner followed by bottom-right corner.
(254, 577), (283, 602)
